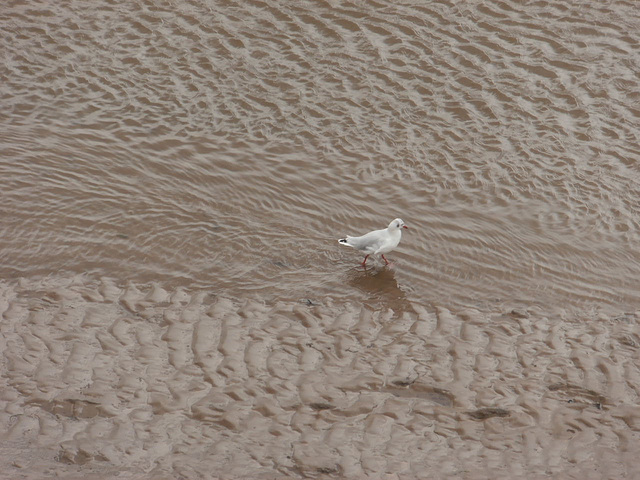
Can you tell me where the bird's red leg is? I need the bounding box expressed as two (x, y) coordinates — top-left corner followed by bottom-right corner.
(381, 254), (390, 265)
(361, 255), (369, 267)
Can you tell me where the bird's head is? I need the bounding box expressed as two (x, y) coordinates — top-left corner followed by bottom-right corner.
(389, 218), (408, 230)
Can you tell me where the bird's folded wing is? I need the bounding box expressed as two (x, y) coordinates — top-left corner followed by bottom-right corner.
(347, 230), (386, 251)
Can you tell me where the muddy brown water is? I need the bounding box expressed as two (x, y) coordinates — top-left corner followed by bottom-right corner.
(2, 1), (640, 478)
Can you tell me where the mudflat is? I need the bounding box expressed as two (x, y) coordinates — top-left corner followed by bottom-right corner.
(2, 276), (639, 479)
(2, 0), (640, 478)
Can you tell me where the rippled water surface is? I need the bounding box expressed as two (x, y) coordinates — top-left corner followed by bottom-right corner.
(2, 0), (640, 478)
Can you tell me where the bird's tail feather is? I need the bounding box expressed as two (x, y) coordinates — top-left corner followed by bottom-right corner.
(338, 238), (349, 245)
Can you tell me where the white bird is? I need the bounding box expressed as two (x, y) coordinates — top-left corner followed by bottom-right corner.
(338, 218), (408, 266)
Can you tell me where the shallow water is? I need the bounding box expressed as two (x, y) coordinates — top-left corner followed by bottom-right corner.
(1, 0), (640, 478)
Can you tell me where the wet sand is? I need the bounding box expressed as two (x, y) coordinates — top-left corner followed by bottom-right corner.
(2, 276), (640, 479)
(2, 0), (640, 477)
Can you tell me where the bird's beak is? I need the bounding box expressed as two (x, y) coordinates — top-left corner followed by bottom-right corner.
(403, 225), (409, 229)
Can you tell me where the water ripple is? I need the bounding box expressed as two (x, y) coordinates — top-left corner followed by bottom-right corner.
(1, 0), (640, 312)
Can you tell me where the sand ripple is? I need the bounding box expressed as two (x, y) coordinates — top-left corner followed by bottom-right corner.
(2, 277), (640, 478)
(2, 0), (640, 477)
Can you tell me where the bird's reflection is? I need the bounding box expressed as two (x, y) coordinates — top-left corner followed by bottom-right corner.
(346, 265), (411, 311)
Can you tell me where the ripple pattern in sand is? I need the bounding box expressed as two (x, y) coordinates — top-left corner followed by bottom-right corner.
(2, 278), (640, 478)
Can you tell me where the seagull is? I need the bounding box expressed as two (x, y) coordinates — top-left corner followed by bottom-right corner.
(338, 218), (408, 266)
